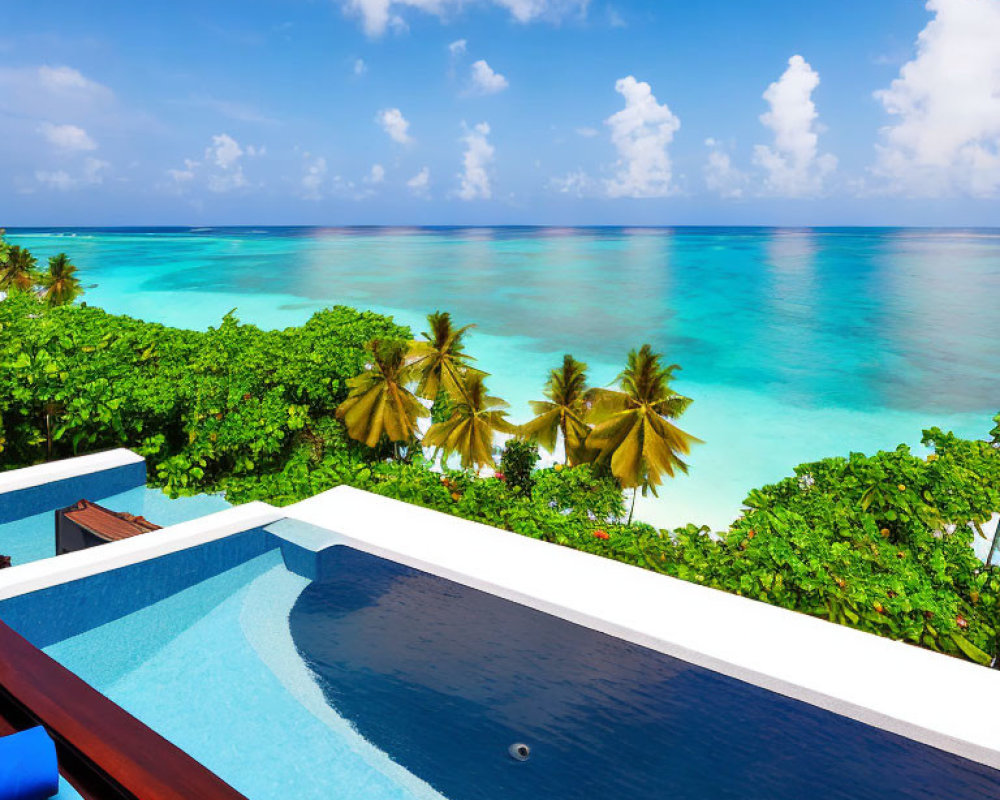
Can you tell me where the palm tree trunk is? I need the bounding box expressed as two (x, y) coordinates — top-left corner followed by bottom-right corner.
(627, 487), (638, 526)
(985, 516), (1000, 568)
(561, 419), (570, 465)
(45, 411), (53, 459)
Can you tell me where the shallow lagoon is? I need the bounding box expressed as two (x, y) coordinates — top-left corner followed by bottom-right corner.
(9, 227), (999, 529)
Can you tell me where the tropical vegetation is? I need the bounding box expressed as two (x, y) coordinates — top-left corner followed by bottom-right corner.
(2, 266), (1000, 666)
(0, 233), (82, 306)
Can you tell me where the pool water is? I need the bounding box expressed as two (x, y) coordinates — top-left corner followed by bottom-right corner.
(7, 532), (998, 800)
(0, 486), (230, 568)
(291, 548), (1000, 800)
(8, 539), (443, 800)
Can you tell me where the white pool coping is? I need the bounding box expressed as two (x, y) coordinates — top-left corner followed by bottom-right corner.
(286, 486), (1000, 770)
(0, 502), (283, 600)
(0, 448), (144, 494)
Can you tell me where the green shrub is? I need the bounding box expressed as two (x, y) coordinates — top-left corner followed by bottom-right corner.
(499, 439), (539, 496)
(3, 293), (1000, 665)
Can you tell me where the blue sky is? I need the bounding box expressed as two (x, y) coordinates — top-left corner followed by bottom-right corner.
(2, 0), (999, 226)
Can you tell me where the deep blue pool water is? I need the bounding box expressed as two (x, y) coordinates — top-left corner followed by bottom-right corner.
(291, 547), (1000, 800)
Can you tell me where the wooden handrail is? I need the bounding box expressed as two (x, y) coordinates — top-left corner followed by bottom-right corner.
(0, 620), (248, 800)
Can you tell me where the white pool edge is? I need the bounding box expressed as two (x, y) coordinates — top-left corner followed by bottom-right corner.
(0, 449), (144, 494)
(0, 502), (283, 600)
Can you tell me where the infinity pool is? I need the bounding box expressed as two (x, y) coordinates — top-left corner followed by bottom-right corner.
(1, 532), (999, 799)
(0, 485), (230, 567)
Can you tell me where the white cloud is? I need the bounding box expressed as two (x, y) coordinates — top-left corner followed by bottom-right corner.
(604, 76), (680, 198)
(301, 155), (328, 200)
(207, 133), (243, 169)
(469, 60), (508, 95)
(342, 0), (586, 37)
(704, 139), (748, 198)
(204, 133), (249, 192)
(872, 0), (1000, 197)
(39, 122), (97, 152)
(752, 55), (836, 196)
(35, 157), (108, 191)
(407, 166), (430, 196)
(353, 58), (368, 76)
(449, 39), (467, 57)
(377, 107), (413, 144)
(366, 163), (386, 183)
(575, 126), (598, 138)
(36, 65), (112, 99)
(456, 122), (494, 200)
(550, 169), (596, 197)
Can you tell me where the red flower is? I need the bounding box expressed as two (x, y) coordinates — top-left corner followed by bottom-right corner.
(593, 529), (610, 540)
(494, 471), (506, 481)
(956, 615), (969, 629)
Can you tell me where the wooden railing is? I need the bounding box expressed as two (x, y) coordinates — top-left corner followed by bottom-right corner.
(0, 621), (248, 800)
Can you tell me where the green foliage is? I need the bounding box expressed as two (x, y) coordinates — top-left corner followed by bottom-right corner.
(0, 296), (407, 489)
(4, 292), (1000, 666)
(499, 438), (540, 496)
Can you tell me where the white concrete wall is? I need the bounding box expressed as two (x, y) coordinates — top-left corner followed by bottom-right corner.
(0, 448), (143, 494)
(287, 486), (1000, 770)
(0, 502), (283, 600)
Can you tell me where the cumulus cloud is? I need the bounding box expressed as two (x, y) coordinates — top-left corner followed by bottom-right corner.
(604, 76), (680, 198)
(704, 138), (748, 198)
(207, 133), (243, 169)
(872, 0), (1000, 197)
(39, 122), (97, 152)
(456, 122), (494, 200)
(193, 133), (250, 192)
(377, 107), (413, 144)
(752, 55), (836, 196)
(342, 0), (586, 37)
(407, 166), (431, 196)
(469, 60), (509, 95)
(301, 155), (328, 200)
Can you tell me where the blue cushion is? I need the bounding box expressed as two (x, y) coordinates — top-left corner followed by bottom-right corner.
(0, 727), (59, 800)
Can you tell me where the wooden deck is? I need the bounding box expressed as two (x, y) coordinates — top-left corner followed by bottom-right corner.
(0, 621), (248, 800)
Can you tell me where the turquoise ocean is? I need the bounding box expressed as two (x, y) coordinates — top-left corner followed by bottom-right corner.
(7, 227), (1000, 530)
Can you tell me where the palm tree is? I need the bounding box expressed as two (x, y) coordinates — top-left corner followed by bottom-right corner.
(522, 354), (593, 465)
(336, 339), (428, 454)
(0, 246), (38, 293)
(408, 311), (481, 401)
(586, 345), (701, 523)
(40, 253), (83, 306)
(424, 372), (517, 470)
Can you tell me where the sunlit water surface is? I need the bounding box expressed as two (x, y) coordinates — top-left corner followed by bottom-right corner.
(9, 227), (999, 529)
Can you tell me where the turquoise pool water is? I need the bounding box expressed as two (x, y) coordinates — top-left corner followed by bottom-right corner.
(38, 547), (443, 800)
(7, 227), (999, 529)
(8, 537), (999, 799)
(0, 486), (230, 567)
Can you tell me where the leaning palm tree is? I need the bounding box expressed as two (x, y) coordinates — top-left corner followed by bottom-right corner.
(336, 339), (428, 455)
(424, 372), (517, 470)
(0, 245), (38, 293)
(40, 253), (83, 306)
(586, 345), (701, 523)
(521, 354), (593, 465)
(408, 311), (481, 401)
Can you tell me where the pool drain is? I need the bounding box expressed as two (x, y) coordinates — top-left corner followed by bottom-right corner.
(508, 743), (531, 762)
